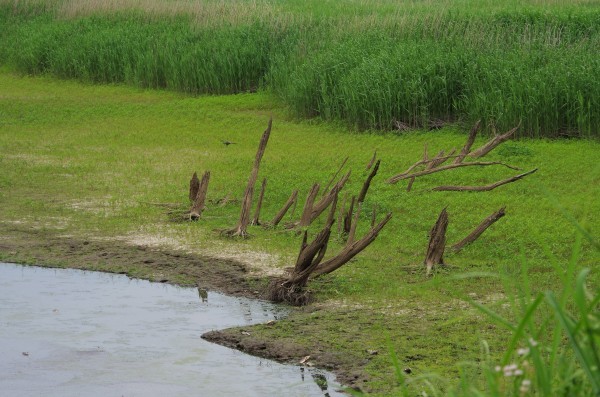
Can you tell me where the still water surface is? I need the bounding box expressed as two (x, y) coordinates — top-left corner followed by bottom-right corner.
(0, 263), (343, 397)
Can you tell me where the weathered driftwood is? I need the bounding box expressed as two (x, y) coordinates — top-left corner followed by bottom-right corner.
(425, 208), (449, 275)
(337, 193), (347, 235)
(346, 203), (362, 245)
(270, 190), (298, 227)
(452, 207), (506, 252)
(468, 124), (519, 159)
(432, 169), (537, 192)
(311, 171), (350, 222)
(358, 160), (380, 203)
(387, 161), (520, 184)
(322, 156), (348, 197)
(251, 178), (267, 226)
(432, 148), (456, 168)
(366, 150), (377, 171)
(189, 172), (200, 203)
(268, 208), (393, 305)
(299, 184), (320, 227)
(291, 171), (351, 229)
(387, 121), (522, 189)
(312, 212), (392, 277)
(406, 177), (415, 192)
(343, 195), (356, 235)
(190, 171), (210, 220)
(223, 118), (272, 237)
(267, 205), (337, 305)
(454, 120), (481, 164)
(425, 150), (446, 171)
(390, 153), (462, 183)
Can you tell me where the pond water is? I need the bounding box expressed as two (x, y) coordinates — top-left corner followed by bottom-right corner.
(0, 263), (344, 397)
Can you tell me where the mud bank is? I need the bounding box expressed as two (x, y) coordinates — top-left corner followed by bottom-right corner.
(0, 224), (370, 392)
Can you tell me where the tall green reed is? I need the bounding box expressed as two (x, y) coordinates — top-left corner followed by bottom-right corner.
(1, 1), (599, 138)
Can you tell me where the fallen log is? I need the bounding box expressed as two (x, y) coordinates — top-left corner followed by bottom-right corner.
(432, 169), (537, 192)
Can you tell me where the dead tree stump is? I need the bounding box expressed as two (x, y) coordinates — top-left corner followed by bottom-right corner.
(268, 206), (392, 305)
(251, 178), (267, 226)
(223, 118), (272, 237)
(189, 172), (200, 203)
(425, 208), (449, 275)
(190, 171), (210, 220)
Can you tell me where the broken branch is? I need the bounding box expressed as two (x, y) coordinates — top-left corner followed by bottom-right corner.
(432, 169), (537, 192)
(452, 207), (506, 252)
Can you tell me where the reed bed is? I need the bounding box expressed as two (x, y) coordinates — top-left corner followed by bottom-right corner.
(1, 0), (599, 138)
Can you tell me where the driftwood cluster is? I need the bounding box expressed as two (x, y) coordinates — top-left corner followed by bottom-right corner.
(424, 206), (506, 275)
(186, 118), (391, 305)
(184, 119), (537, 303)
(387, 121), (537, 192)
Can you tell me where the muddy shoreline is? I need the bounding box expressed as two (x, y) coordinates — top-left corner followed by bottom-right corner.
(0, 224), (363, 392)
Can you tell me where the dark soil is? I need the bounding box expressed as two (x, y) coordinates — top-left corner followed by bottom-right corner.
(0, 224), (257, 297)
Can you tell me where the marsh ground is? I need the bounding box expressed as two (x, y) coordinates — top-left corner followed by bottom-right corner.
(1, 70), (598, 394)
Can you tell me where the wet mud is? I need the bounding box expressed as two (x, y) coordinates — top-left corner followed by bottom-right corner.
(0, 224), (257, 297)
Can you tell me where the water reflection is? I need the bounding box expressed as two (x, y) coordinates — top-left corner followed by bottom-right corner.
(0, 263), (344, 397)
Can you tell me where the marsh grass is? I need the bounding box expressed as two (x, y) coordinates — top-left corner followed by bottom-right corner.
(1, 0), (599, 137)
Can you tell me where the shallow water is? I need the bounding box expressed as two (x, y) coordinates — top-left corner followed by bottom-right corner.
(0, 263), (343, 397)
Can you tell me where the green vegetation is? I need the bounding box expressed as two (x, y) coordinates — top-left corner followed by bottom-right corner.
(0, 71), (598, 395)
(1, 0), (599, 137)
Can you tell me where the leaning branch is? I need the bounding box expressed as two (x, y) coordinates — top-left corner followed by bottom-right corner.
(223, 118), (272, 237)
(387, 161), (521, 184)
(270, 190), (298, 227)
(358, 160), (380, 203)
(451, 207), (506, 252)
(312, 212), (393, 277)
(468, 124), (519, 159)
(454, 120), (481, 164)
(432, 169), (537, 192)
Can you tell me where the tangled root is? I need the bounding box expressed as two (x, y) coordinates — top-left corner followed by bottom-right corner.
(266, 277), (312, 306)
